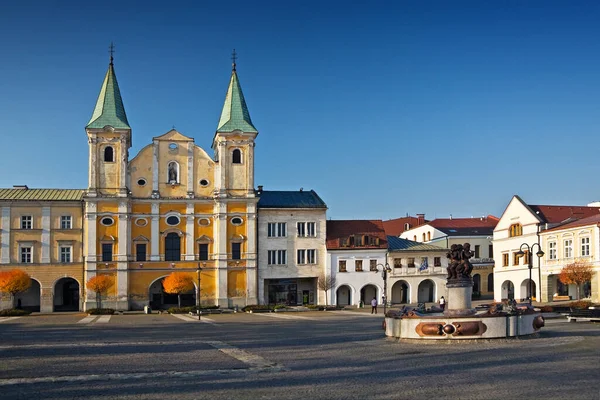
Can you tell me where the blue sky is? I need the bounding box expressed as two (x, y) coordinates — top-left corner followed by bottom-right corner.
(1, 1), (599, 220)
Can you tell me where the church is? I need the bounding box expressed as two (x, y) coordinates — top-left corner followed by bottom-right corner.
(0, 52), (261, 311)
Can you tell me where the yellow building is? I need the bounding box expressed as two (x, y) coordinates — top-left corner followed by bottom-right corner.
(0, 55), (258, 312)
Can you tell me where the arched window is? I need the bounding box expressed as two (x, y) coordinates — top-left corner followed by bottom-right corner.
(167, 162), (179, 183)
(473, 274), (481, 293)
(165, 232), (181, 261)
(487, 273), (494, 292)
(404, 223), (410, 230)
(509, 224), (522, 237)
(427, 232), (431, 241)
(232, 149), (242, 164)
(104, 146), (114, 162)
(413, 235), (417, 241)
(422, 233), (426, 242)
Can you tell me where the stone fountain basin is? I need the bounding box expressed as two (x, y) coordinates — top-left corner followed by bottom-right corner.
(385, 312), (544, 340)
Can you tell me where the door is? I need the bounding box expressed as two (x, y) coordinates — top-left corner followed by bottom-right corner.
(302, 290), (309, 305)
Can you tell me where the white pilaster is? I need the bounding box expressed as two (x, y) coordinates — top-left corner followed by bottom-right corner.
(151, 203), (160, 261)
(245, 202), (258, 304)
(247, 141), (255, 196)
(1, 207), (10, 263)
(41, 207), (51, 263)
(187, 144), (194, 197)
(152, 140), (159, 197)
(88, 135), (97, 191)
(85, 202), (97, 265)
(116, 201), (129, 309)
(185, 203), (195, 260)
(214, 201), (229, 305)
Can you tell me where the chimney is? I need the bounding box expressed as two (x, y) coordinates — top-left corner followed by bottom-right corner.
(13, 185), (29, 190)
(449, 214), (453, 220)
(300, 187), (303, 192)
(257, 185), (263, 194)
(416, 213), (425, 225)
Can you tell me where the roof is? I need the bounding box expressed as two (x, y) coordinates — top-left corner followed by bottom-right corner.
(544, 213), (600, 232)
(528, 204), (600, 224)
(326, 220), (388, 250)
(387, 236), (446, 252)
(427, 216), (499, 236)
(382, 216), (428, 236)
(86, 63), (130, 129)
(257, 190), (327, 209)
(216, 70), (257, 133)
(0, 188), (85, 201)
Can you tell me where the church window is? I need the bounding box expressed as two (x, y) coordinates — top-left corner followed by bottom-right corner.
(166, 216), (180, 226)
(104, 146), (114, 162)
(167, 162), (179, 183)
(199, 243), (209, 261)
(100, 217), (114, 226)
(165, 232), (181, 261)
(168, 143), (178, 150)
(199, 179), (209, 187)
(136, 243), (147, 262)
(231, 242), (241, 260)
(231, 217), (243, 226)
(232, 149), (242, 164)
(135, 218), (147, 227)
(198, 218), (211, 226)
(137, 178), (147, 186)
(101, 243), (113, 262)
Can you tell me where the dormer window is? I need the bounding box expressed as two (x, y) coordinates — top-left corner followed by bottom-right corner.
(232, 149), (242, 164)
(167, 161), (179, 184)
(104, 146), (114, 162)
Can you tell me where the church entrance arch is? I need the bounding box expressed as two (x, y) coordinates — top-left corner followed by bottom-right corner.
(149, 276), (195, 310)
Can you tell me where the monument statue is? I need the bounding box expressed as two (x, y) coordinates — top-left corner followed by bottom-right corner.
(446, 243), (474, 281)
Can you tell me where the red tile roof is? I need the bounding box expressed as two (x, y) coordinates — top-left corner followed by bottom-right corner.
(326, 220), (388, 250)
(528, 205), (600, 224)
(428, 215), (499, 229)
(382, 216), (427, 236)
(544, 213), (600, 232)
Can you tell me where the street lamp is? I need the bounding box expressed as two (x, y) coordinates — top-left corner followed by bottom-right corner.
(196, 263), (204, 320)
(375, 263), (392, 315)
(516, 243), (544, 305)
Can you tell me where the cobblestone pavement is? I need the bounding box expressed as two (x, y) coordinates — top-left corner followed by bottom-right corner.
(0, 312), (598, 399)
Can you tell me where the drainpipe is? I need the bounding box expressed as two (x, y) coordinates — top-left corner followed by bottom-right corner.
(537, 224), (542, 302)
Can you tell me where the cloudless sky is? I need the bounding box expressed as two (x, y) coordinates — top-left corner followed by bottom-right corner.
(1, 1), (599, 220)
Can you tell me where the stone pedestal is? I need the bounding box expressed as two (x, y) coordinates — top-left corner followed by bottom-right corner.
(444, 278), (476, 317)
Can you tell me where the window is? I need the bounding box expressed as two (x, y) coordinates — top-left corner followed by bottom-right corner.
(136, 243), (147, 262)
(404, 223), (410, 230)
(60, 246), (71, 263)
(198, 218), (211, 226)
(268, 222), (286, 237)
(268, 250), (276, 265)
(104, 146), (114, 162)
(135, 218), (148, 227)
(370, 259), (377, 271)
(513, 252), (520, 266)
(407, 258), (415, 268)
(169, 143), (178, 150)
(427, 232), (431, 241)
(307, 249), (316, 264)
(487, 273), (494, 292)
(232, 149), (242, 164)
(489, 244), (493, 258)
(434, 257), (441, 267)
(21, 216), (32, 229)
(564, 239), (573, 258)
(60, 216), (72, 230)
(502, 253), (509, 267)
(297, 250), (306, 264)
(20, 247), (32, 263)
(340, 238), (349, 247)
(102, 243), (113, 262)
(523, 250), (529, 265)
(165, 233), (181, 261)
(509, 224), (522, 237)
(422, 233), (426, 242)
(413, 235), (417, 241)
(166, 216), (180, 226)
(393, 258), (402, 268)
(297, 222), (316, 237)
(475, 245), (480, 258)
(339, 260), (347, 272)
(198, 243), (209, 261)
(137, 178), (147, 186)
(167, 161), (179, 183)
(199, 179), (209, 187)
(231, 217), (243, 226)
(355, 260), (363, 272)
(549, 242), (556, 260)
(231, 243), (241, 260)
(101, 217), (114, 226)
(581, 237), (590, 257)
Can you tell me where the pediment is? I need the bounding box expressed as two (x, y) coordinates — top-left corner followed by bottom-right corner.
(196, 235), (213, 243)
(132, 235), (150, 242)
(153, 129), (194, 142)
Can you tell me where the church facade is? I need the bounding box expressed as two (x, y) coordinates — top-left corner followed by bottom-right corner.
(0, 56), (260, 311)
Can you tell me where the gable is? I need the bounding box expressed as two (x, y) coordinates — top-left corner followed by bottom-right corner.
(153, 129), (194, 142)
(494, 196), (540, 232)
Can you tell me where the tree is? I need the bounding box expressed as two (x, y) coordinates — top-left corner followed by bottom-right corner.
(559, 260), (594, 300)
(86, 275), (113, 309)
(317, 273), (336, 306)
(162, 272), (194, 308)
(0, 269), (32, 308)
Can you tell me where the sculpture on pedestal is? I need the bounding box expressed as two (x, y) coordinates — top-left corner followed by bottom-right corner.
(446, 243), (474, 281)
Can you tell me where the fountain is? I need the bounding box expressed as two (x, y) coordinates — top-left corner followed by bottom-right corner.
(385, 243), (544, 340)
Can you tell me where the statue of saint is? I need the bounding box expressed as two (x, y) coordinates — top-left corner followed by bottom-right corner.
(168, 163), (177, 183)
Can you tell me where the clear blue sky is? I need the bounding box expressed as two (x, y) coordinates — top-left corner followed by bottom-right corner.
(1, 1), (599, 220)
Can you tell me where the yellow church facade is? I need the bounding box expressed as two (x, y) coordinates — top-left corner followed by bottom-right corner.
(0, 56), (258, 312)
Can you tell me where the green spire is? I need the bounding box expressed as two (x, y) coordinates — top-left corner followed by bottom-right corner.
(86, 56), (130, 130)
(216, 62), (257, 133)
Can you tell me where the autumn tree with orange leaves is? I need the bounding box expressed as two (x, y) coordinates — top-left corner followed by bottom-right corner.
(163, 272), (194, 308)
(559, 260), (594, 300)
(86, 275), (113, 309)
(0, 269), (32, 308)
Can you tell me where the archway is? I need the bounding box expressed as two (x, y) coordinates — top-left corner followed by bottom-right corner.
(148, 277), (195, 310)
(487, 273), (494, 293)
(15, 279), (41, 312)
(360, 284), (378, 304)
(520, 279), (536, 301)
(336, 285), (352, 306)
(473, 274), (481, 293)
(417, 279), (435, 303)
(391, 280), (409, 304)
(501, 280), (515, 300)
(54, 278), (80, 311)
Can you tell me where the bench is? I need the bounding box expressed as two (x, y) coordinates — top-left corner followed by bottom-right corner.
(553, 295), (571, 301)
(567, 308), (600, 322)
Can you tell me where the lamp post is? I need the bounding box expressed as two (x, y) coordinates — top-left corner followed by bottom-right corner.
(196, 263), (203, 320)
(376, 263), (392, 315)
(516, 243), (544, 305)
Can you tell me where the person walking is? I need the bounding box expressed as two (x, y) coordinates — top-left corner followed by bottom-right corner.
(439, 296), (446, 311)
(371, 297), (378, 314)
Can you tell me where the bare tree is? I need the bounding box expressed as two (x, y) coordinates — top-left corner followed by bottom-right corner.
(317, 273), (337, 306)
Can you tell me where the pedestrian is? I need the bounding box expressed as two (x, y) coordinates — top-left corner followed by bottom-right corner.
(371, 297), (378, 314)
(439, 296), (445, 311)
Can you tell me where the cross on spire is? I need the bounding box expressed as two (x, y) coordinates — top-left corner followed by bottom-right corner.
(231, 49), (237, 71)
(109, 42), (115, 65)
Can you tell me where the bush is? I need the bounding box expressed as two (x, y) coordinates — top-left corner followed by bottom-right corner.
(273, 305), (287, 310)
(167, 305), (221, 314)
(0, 308), (32, 316)
(306, 305), (320, 310)
(566, 300), (593, 310)
(242, 305), (273, 312)
(540, 305), (554, 312)
(88, 308), (115, 315)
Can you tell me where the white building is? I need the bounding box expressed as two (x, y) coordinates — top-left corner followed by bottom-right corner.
(257, 189), (327, 305)
(327, 220), (388, 306)
(493, 195), (600, 302)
